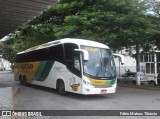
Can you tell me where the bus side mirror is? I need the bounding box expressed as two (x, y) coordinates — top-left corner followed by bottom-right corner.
(113, 54), (124, 65)
(74, 49), (89, 61)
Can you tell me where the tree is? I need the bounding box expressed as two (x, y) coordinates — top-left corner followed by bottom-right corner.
(143, 0), (160, 49)
(0, 40), (16, 64)
(145, 0), (160, 17)
(44, 0), (158, 71)
(1, 0), (160, 72)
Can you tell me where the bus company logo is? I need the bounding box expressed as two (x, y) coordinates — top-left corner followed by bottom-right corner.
(2, 111), (11, 116)
(94, 81), (103, 84)
(21, 64), (33, 69)
(70, 83), (80, 91)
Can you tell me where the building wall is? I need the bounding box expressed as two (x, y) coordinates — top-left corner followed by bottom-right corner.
(115, 47), (160, 83)
(114, 56), (136, 77)
(0, 58), (11, 70)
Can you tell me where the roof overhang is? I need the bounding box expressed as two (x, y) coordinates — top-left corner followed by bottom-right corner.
(0, 0), (59, 39)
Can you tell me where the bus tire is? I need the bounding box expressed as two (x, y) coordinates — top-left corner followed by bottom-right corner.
(57, 80), (66, 95)
(19, 75), (23, 85)
(132, 80), (136, 84)
(22, 76), (27, 86)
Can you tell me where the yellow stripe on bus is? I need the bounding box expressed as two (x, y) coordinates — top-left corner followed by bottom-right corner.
(14, 62), (40, 83)
(88, 77), (114, 86)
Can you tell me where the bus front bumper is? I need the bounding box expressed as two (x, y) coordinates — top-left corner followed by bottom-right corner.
(82, 83), (117, 95)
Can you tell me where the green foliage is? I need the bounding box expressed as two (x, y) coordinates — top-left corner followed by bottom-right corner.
(0, 0), (160, 63)
(0, 41), (16, 63)
(48, 0), (158, 50)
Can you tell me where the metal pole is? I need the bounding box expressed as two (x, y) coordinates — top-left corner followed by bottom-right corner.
(119, 57), (120, 77)
(154, 52), (158, 85)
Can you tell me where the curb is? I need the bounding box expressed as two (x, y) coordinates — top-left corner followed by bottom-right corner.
(118, 84), (160, 91)
(12, 87), (20, 119)
(13, 87), (20, 98)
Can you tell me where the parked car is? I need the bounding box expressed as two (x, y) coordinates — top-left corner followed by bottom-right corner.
(117, 72), (149, 85)
(157, 74), (160, 84)
(149, 74), (160, 86)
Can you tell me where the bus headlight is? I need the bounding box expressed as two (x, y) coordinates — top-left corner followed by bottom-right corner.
(83, 80), (95, 88)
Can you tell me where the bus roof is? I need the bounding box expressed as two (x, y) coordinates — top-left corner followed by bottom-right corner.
(17, 38), (109, 54)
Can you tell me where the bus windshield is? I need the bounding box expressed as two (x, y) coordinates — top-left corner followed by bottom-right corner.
(81, 46), (116, 79)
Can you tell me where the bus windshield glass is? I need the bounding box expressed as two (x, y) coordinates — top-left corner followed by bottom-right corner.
(81, 46), (116, 79)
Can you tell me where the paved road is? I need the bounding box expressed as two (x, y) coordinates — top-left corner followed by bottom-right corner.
(0, 71), (160, 119)
(0, 71), (18, 87)
(14, 85), (160, 110)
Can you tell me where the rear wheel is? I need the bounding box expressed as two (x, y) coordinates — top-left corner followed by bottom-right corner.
(22, 76), (27, 86)
(20, 79), (23, 85)
(132, 80), (136, 84)
(149, 81), (156, 86)
(19, 75), (23, 85)
(57, 80), (66, 95)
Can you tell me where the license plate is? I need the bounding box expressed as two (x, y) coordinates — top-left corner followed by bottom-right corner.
(101, 89), (107, 93)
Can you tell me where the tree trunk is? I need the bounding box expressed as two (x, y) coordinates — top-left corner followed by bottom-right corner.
(136, 44), (140, 72)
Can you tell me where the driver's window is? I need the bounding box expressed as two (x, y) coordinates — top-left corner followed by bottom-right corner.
(64, 43), (82, 77)
(74, 55), (80, 71)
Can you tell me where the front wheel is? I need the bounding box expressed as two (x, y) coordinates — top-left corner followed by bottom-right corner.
(57, 80), (66, 95)
(132, 80), (136, 84)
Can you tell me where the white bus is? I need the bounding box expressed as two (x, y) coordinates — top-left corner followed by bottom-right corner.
(14, 38), (124, 95)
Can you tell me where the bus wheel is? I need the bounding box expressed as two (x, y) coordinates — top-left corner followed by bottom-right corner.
(57, 80), (66, 95)
(19, 75), (23, 85)
(20, 79), (23, 85)
(23, 76), (27, 86)
(132, 80), (136, 84)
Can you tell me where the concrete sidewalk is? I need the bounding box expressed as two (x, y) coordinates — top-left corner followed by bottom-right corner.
(0, 87), (20, 119)
(0, 87), (13, 110)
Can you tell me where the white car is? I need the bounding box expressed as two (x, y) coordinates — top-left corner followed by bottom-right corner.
(117, 72), (149, 85)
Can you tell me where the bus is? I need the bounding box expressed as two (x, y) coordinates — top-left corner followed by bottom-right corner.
(14, 38), (124, 95)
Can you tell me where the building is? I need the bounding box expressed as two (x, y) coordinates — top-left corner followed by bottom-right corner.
(114, 55), (136, 77)
(114, 46), (160, 84)
(0, 55), (11, 71)
(139, 53), (160, 83)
